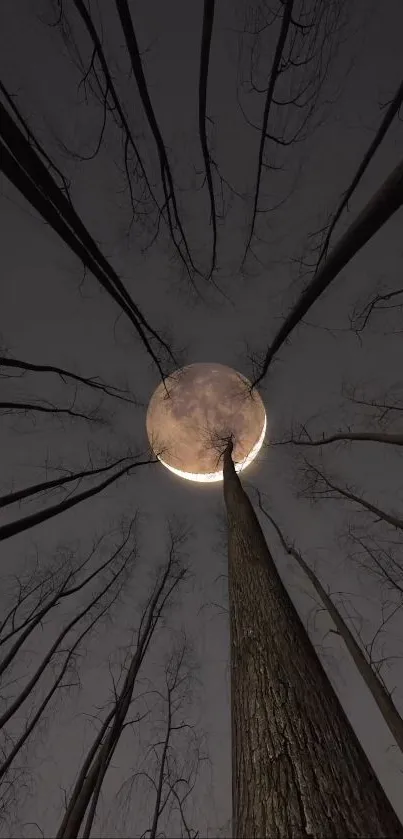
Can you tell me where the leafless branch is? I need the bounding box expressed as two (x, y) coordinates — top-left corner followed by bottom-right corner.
(315, 79), (403, 268)
(0, 354), (140, 406)
(300, 458), (403, 532)
(0, 457), (156, 543)
(114, 0), (198, 281)
(0, 93), (176, 380)
(280, 426), (403, 447)
(252, 156), (403, 386)
(198, 0), (218, 281)
(56, 522), (189, 838)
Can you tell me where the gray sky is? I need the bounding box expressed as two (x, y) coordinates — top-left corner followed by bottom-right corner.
(1, 0), (403, 835)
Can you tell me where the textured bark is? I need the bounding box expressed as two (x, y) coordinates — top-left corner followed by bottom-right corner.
(255, 497), (403, 755)
(223, 443), (402, 838)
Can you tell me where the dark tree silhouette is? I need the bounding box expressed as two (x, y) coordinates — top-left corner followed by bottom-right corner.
(114, 0), (197, 280)
(0, 94), (175, 381)
(252, 156), (403, 386)
(0, 354), (140, 406)
(281, 427), (403, 447)
(0, 457), (156, 543)
(56, 521), (189, 839)
(254, 488), (403, 754)
(198, 0), (218, 280)
(300, 459), (403, 532)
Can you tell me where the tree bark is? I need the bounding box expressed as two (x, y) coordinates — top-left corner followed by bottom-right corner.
(255, 493), (403, 756)
(223, 442), (402, 838)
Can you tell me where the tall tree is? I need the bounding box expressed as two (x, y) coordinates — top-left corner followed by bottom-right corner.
(56, 520), (189, 838)
(254, 488), (403, 755)
(222, 438), (402, 838)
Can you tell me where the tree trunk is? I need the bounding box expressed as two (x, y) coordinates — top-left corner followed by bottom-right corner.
(256, 497), (403, 755)
(223, 442), (402, 838)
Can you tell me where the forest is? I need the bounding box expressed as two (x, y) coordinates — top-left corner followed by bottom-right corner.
(0, 0), (402, 835)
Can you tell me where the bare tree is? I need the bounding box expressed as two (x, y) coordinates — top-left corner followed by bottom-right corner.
(239, 0), (349, 263)
(279, 425), (403, 447)
(0, 522), (137, 732)
(0, 353), (140, 407)
(252, 155), (403, 386)
(253, 487), (403, 753)
(314, 78), (403, 269)
(296, 455), (403, 598)
(299, 458), (403, 532)
(344, 530), (403, 600)
(0, 520), (136, 679)
(56, 520), (189, 839)
(0, 91), (176, 381)
(0, 455), (156, 544)
(1, 3), (403, 836)
(222, 436), (402, 837)
(0, 399), (106, 427)
(114, 0), (198, 280)
(114, 634), (205, 839)
(0, 520), (139, 825)
(198, 0), (218, 280)
(344, 384), (403, 427)
(350, 285), (403, 333)
(0, 453), (141, 511)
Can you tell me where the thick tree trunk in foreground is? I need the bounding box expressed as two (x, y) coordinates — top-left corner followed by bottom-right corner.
(256, 497), (403, 756)
(223, 442), (402, 838)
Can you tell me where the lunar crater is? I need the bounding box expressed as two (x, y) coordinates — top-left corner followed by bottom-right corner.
(146, 363), (266, 483)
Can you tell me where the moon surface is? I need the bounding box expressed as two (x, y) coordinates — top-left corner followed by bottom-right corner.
(146, 363), (266, 483)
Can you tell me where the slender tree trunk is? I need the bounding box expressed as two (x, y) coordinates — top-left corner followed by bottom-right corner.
(223, 441), (402, 838)
(303, 460), (403, 532)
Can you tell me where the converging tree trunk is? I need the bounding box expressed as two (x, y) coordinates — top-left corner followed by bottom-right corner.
(254, 490), (403, 756)
(222, 440), (402, 838)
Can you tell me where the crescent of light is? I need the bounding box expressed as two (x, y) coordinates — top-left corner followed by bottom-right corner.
(157, 412), (267, 483)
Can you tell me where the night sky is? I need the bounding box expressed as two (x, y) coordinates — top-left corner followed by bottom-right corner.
(146, 363), (266, 476)
(1, 0), (403, 836)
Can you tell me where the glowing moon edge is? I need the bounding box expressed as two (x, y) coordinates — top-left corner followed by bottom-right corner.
(157, 412), (267, 483)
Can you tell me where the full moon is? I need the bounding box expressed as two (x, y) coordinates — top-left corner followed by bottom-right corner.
(146, 363), (266, 483)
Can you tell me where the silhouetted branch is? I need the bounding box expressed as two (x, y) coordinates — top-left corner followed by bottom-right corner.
(114, 0), (198, 280)
(0, 457), (156, 543)
(350, 286), (403, 333)
(0, 79), (72, 202)
(56, 522), (189, 838)
(0, 579), (125, 784)
(315, 79), (403, 268)
(0, 94), (176, 379)
(252, 156), (403, 386)
(300, 458), (403, 532)
(0, 521), (136, 678)
(0, 401), (105, 425)
(111, 635), (204, 839)
(242, 0), (294, 262)
(0, 354), (140, 406)
(67, 0), (165, 237)
(0, 454), (137, 510)
(198, 0), (218, 280)
(346, 530), (403, 598)
(345, 387), (403, 423)
(0, 529), (137, 731)
(281, 427), (403, 447)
